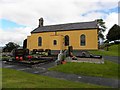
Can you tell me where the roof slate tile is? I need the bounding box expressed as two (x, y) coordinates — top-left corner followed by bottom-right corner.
(31, 20), (98, 33)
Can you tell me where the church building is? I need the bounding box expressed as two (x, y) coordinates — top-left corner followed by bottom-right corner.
(27, 18), (98, 54)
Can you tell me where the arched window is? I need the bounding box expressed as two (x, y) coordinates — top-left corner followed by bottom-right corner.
(38, 37), (42, 46)
(53, 40), (57, 45)
(80, 34), (86, 46)
(65, 35), (69, 46)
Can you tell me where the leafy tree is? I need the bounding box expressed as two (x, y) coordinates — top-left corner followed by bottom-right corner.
(104, 39), (109, 43)
(3, 42), (20, 52)
(107, 24), (120, 42)
(96, 19), (107, 40)
(104, 40), (110, 51)
(96, 19), (107, 49)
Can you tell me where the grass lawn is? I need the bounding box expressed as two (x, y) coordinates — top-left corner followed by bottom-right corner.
(89, 44), (119, 56)
(0, 68), (2, 88)
(49, 60), (119, 79)
(2, 68), (108, 88)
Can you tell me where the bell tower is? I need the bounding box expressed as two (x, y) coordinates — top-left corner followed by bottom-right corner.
(39, 17), (43, 27)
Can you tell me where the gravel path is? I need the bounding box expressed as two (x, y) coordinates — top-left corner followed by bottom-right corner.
(103, 56), (119, 64)
(1, 61), (119, 88)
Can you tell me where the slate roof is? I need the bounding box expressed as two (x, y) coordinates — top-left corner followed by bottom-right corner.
(31, 20), (98, 33)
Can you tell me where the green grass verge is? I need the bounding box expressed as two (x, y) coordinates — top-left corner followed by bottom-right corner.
(89, 44), (119, 56)
(2, 68), (108, 88)
(49, 60), (119, 79)
(0, 68), (2, 88)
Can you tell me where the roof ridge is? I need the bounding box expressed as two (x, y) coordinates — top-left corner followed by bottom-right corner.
(43, 20), (96, 27)
(31, 20), (98, 33)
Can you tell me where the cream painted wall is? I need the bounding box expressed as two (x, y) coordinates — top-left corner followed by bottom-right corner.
(27, 29), (98, 51)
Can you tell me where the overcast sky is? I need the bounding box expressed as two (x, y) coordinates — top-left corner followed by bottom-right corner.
(0, 0), (119, 46)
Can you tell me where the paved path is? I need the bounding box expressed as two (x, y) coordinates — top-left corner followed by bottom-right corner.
(41, 71), (119, 88)
(1, 61), (119, 88)
(103, 56), (119, 64)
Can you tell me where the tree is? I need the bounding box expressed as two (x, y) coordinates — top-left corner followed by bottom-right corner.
(107, 24), (120, 42)
(104, 39), (110, 51)
(96, 19), (107, 40)
(3, 42), (20, 52)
